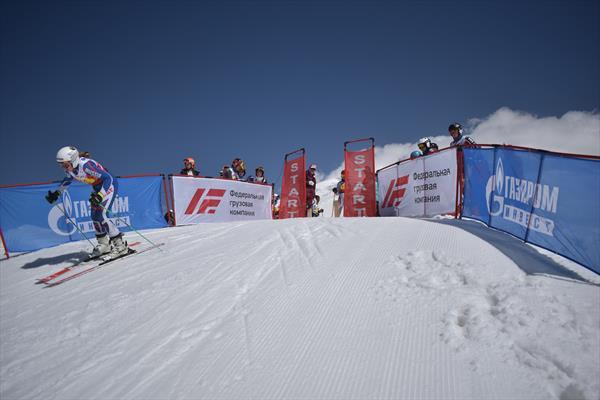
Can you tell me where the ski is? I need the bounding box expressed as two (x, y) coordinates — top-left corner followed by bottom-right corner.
(35, 242), (142, 284)
(44, 243), (164, 288)
(35, 256), (100, 284)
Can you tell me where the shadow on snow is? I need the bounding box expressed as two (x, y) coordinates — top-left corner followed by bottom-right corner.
(429, 218), (597, 286)
(20, 251), (89, 270)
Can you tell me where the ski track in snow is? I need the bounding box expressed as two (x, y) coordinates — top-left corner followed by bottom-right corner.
(0, 218), (598, 400)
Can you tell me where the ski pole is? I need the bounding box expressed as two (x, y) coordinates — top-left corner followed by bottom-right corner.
(56, 203), (97, 248)
(101, 205), (164, 252)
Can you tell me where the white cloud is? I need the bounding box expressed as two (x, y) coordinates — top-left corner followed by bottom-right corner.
(468, 107), (600, 156)
(314, 107), (600, 217)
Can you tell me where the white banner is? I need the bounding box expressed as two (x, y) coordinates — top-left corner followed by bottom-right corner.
(172, 176), (273, 225)
(378, 148), (458, 217)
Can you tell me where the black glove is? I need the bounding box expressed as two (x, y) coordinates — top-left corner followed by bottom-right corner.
(89, 192), (104, 207)
(332, 188), (338, 194)
(45, 190), (60, 204)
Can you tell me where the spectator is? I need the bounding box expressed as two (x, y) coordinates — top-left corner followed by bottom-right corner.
(410, 150), (422, 159)
(417, 137), (439, 156)
(311, 195), (324, 217)
(448, 123), (476, 147)
(332, 170), (345, 217)
(272, 193), (280, 219)
(232, 158), (246, 180)
(306, 163), (317, 216)
(248, 166), (267, 184)
(180, 157), (200, 176)
(220, 164), (235, 179)
(164, 209), (175, 225)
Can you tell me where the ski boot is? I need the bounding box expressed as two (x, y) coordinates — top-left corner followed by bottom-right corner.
(107, 233), (129, 259)
(89, 235), (111, 259)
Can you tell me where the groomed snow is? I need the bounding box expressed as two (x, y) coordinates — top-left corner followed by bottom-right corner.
(1, 217), (599, 400)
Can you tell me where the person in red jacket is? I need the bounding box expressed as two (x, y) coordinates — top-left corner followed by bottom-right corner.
(306, 164), (317, 216)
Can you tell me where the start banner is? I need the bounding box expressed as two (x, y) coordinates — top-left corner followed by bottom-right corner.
(172, 176), (272, 225)
(279, 151), (306, 219)
(378, 148), (458, 217)
(344, 142), (377, 217)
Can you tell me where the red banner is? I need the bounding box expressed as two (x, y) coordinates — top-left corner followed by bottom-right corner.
(344, 142), (377, 217)
(280, 151), (306, 219)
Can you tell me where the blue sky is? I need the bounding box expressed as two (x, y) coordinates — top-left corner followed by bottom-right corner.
(1, 0), (598, 188)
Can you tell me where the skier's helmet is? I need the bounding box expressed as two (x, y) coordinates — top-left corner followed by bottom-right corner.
(309, 164), (317, 170)
(448, 123), (463, 135)
(417, 137), (431, 151)
(410, 150), (422, 159)
(56, 146), (80, 168)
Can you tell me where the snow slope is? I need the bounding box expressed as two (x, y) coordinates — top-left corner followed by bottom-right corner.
(1, 218), (599, 400)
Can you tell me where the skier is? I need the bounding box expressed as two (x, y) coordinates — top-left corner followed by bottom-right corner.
(332, 170), (345, 217)
(448, 123), (476, 147)
(45, 146), (130, 259)
(306, 164), (317, 216)
(180, 157), (200, 176)
(417, 137), (439, 156)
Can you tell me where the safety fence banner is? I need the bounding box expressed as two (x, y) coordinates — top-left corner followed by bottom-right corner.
(279, 149), (306, 219)
(377, 147), (458, 217)
(462, 146), (600, 274)
(0, 175), (168, 253)
(172, 176), (272, 225)
(344, 138), (377, 217)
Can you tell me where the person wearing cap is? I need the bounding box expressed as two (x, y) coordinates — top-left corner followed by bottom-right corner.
(248, 166), (267, 184)
(448, 123), (476, 148)
(180, 157), (200, 176)
(306, 164), (317, 216)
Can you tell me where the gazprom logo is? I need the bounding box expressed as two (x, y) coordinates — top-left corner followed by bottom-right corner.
(47, 193), (130, 235)
(485, 158), (505, 216)
(484, 157), (560, 236)
(495, 158), (504, 194)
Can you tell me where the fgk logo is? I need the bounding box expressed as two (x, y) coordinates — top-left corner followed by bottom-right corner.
(382, 175), (409, 208)
(185, 188), (226, 214)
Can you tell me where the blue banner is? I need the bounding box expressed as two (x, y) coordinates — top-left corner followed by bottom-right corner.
(0, 176), (167, 253)
(463, 147), (600, 274)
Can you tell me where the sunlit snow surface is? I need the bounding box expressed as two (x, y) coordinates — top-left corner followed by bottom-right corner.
(1, 217), (598, 400)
